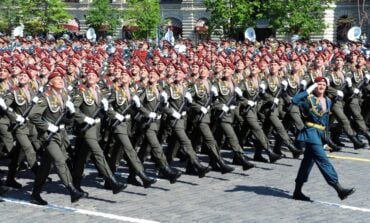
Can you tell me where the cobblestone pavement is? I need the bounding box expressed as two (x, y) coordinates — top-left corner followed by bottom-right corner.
(0, 140), (370, 223)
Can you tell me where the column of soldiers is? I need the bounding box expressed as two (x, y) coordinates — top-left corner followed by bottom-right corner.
(0, 35), (369, 204)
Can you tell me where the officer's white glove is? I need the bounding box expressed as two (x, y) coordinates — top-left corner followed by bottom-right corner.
(101, 98), (109, 112)
(181, 111), (187, 116)
(15, 114), (25, 125)
(247, 100), (256, 107)
(94, 118), (101, 124)
(337, 90), (344, 98)
(325, 77), (330, 87)
(222, 104), (230, 112)
(184, 92), (193, 103)
(125, 114), (131, 120)
(200, 106), (208, 114)
(0, 97), (7, 110)
(172, 111), (181, 119)
(345, 77), (352, 87)
(300, 80), (307, 90)
(365, 74), (370, 84)
(160, 91), (168, 103)
(211, 85), (218, 96)
(84, 116), (95, 125)
(281, 80), (288, 91)
(65, 100), (75, 114)
(273, 98), (279, 105)
(353, 88), (360, 95)
(132, 95), (141, 108)
(115, 113), (124, 121)
(38, 86), (44, 93)
(67, 85), (73, 92)
(259, 83), (266, 94)
(148, 112), (157, 119)
(234, 87), (242, 97)
(306, 83), (318, 94)
(32, 96), (39, 104)
(47, 124), (59, 133)
(230, 105), (236, 110)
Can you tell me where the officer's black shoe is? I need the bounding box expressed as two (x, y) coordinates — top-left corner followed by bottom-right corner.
(185, 162), (198, 176)
(332, 136), (345, 147)
(107, 177), (127, 194)
(292, 191), (311, 201)
(209, 159), (222, 172)
(349, 135), (366, 150)
(103, 180), (112, 190)
(67, 184), (84, 203)
(137, 172), (157, 188)
(218, 159), (235, 174)
(333, 183), (356, 200)
(73, 178), (89, 198)
(30, 192), (48, 206)
(160, 166), (182, 184)
(253, 155), (268, 163)
(286, 143), (303, 156)
(192, 160), (211, 178)
(266, 147), (282, 163)
(0, 184), (10, 195)
(234, 153), (255, 171)
(5, 179), (22, 189)
(127, 174), (142, 187)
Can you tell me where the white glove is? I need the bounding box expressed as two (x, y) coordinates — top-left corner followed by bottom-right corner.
(160, 91), (168, 103)
(222, 104), (229, 112)
(115, 113), (124, 121)
(184, 92), (193, 103)
(230, 105), (236, 110)
(247, 100), (256, 107)
(65, 100), (75, 114)
(125, 114), (131, 120)
(345, 77), (352, 87)
(32, 96), (39, 103)
(101, 98), (109, 112)
(273, 98), (279, 105)
(132, 95), (141, 108)
(211, 85), (218, 96)
(16, 114), (25, 124)
(353, 88), (360, 95)
(281, 80), (288, 91)
(0, 97), (7, 110)
(172, 111), (181, 119)
(259, 83), (266, 94)
(84, 116), (95, 125)
(94, 118), (101, 124)
(300, 80), (307, 90)
(200, 106), (208, 114)
(234, 87), (242, 97)
(38, 86), (44, 93)
(337, 90), (344, 98)
(47, 124), (59, 133)
(148, 112), (157, 119)
(306, 83), (318, 94)
(365, 74), (370, 84)
(325, 77), (330, 87)
(67, 85), (73, 92)
(181, 111), (187, 116)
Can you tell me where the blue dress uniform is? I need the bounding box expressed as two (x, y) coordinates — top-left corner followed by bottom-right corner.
(292, 79), (355, 201)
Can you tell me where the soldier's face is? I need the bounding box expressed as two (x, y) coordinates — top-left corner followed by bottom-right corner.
(335, 58), (344, 67)
(315, 81), (327, 95)
(122, 72), (130, 83)
(148, 72), (159, 83)
(0, 68), (9, 79)
(86, 73), (98, 86)
(49, 76), (64, 90)
(18, 73), (30, 85)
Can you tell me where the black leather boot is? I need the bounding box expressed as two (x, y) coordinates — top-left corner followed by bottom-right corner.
(5, 178), (22, 189)
(292, 182), (311, 201)
(265, 147), (282, 163)
(160, 166), (182, 184)
(73, 178), (89, 198)
(293, 141), (306, 158)
(363, 132), (370, 146)
(0, 181), (10, 195)
(234, 153), (255, 171)
(185, 161), (198, 175)
(349, 135), (366, 150)
(106, 176), (127, 194)
(137, 171), (157, 188)
(253, 147), (268, 163)
(218, 158), (235, 174)
(333, 183), (355, 200)
(66, 183), (84, 203)
(286, 143), (304, 157)
(127, 173), (142, 187)
(30, 185), (48, 205)
(191, 159), (211, 178)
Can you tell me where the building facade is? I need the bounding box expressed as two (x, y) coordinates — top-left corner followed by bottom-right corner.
(64, 0), (369, 43)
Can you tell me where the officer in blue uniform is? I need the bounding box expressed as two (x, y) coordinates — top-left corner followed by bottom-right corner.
(292, 76), (355, 201)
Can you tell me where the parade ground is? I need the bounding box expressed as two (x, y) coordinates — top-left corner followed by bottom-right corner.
(1, 139), (370, 223)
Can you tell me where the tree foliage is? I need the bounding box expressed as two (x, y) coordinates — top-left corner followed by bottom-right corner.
(204, 0), (334, 39)
(85, 0), (121, 34)
(124, 0), (161, 39)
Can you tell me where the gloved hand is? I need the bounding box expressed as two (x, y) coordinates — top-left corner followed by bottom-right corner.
(273, 98), (279, 105)
(229, 105), (236, 110)
(94, 118), (101, 124)
(0, 97), (7, 110)
(101, 98), (109, 112)
(32, 96), (40, 104)
(125, 114), (131, 120)
(306, 83), (318, 94)
(65, 100), (75, 114)
(148, 112), (157, 119)
(84, 116), (95, 125)
(200, 106), (208, 114)
(160, 91), (168, 103)
(353, 88), (360, 95)
(47, 124), (59, 133)
(38, 86), (44, 93)
(234, 87), (242, 97)
(247, 100), (256, 107)
(365, 74), (370, 84)
(172, 111), (181, 119)
(115, 113), (124, 121)
(259, 83), (266, 94)
(211, 85), (218, 96)
(132, 95), (141, 108)
(281, 80), (288, 91)
(222, 104), (229, 112)
(337, 90), (344, 98)
(16, 114), (25, 125)
(300, 80), (307, 90)
(184, 92), (193, 103)
(345, 77), (352, 87)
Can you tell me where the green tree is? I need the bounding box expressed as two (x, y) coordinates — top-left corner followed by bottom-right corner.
(19, 0), (71, 35)
(0, 0), (22, 34)
(85, 0), (121, 37)
(124, 0), (161, 39)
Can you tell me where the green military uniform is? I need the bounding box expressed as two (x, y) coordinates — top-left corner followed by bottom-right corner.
(0, 80), (15, 154)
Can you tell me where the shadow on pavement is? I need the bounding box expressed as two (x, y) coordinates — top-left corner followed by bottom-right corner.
(224, 185), (291, 199)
